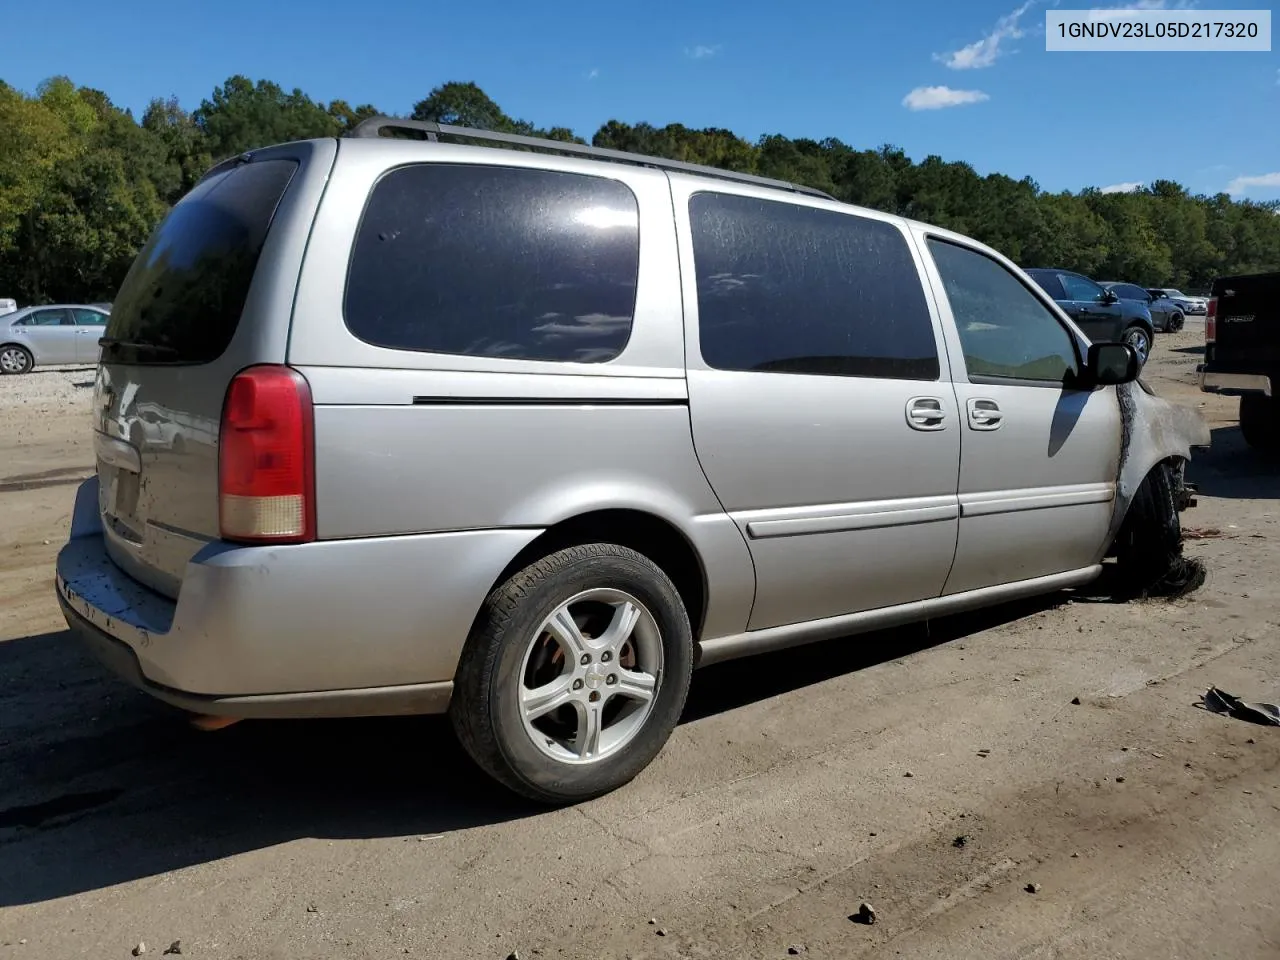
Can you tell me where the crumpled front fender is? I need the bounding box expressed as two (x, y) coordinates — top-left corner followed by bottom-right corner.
(1103, 378), (1211, 548)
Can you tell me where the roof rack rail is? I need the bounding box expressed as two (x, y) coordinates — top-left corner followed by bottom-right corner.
(345, 116), (835, 200)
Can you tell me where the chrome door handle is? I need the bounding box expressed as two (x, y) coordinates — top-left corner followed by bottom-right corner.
(906, 397), (947, 431)
(967, 398), (1003, 430)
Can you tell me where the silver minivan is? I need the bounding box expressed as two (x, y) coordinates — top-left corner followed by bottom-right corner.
(56, 119), (1209, 803)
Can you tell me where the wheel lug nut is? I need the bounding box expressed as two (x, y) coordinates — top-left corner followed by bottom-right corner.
(606, 674), (617, 685)
(580, 653), (591, 665)
(572, 679), (583, 690)
(601, 651), (612, 663)
(588, 691), (601, 702)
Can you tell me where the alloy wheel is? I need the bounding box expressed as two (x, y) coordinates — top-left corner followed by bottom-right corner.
(517, 588), (664, 764)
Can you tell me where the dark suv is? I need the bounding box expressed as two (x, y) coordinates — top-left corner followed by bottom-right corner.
(1099, 282), (1185, 333)
(1025, 268), (1156, 365)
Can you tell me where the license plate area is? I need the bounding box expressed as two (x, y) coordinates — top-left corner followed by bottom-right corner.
(99, 460), (145, 544)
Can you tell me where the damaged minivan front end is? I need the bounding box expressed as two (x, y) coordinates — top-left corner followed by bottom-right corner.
(1102, 378), (1212, 595)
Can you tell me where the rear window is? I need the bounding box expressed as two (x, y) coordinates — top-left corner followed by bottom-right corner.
(344, 164), (640, 363)
(103, 159), (298, 365)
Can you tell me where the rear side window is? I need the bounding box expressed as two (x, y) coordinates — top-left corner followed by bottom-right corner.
(344, 164), (640, 363)
(1114, 284), (1148, 301)
(104, 159), (298, 365)
(689, 192), (938, 380)
(23, 309), (71, 326)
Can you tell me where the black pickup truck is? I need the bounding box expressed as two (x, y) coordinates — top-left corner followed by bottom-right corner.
(1200, 271), (1279, 451)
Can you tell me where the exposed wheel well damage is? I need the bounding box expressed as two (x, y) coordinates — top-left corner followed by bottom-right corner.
(1105, 380), (1209, 550)
(1103, 380), (1210, 597)
(1105, 458), (1192, 555)
(1106, 455), (1188, 557)
(486, 509), (708, 639)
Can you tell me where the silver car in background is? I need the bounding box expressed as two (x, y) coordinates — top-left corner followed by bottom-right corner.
(56, 119), (1209, 804)
(0, 304), (110, 374)
(1150, 288), (1207, 316)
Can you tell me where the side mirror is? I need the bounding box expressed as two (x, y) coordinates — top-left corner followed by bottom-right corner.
(1100, 289), (1119, 305)
(1084, 341), (1139, 387)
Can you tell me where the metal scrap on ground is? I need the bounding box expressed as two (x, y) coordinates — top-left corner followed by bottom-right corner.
(1200, 687), (1280, 727)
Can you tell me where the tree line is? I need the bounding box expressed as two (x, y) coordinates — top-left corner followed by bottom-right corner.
(1, 75), (1277, 304)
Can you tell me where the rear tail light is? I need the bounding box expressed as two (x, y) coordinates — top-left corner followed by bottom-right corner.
(1205, 297), (1217, 342)
(218, 365), (315, 544)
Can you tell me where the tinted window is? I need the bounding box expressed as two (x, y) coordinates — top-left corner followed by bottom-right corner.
(929, 240), (1078, 383)
(1025, 270), (1066, 300)
(345, 164), (640, 363)
(689, 192), (938, 380)
(1059, 273), (1105, 302)
(104, 159), (298, 365)
(1113, 284), (1149, 302)
(74, 308), (107, 325)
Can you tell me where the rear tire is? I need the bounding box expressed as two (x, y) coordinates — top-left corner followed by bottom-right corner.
(1112, 461), (1205, 599)
(1239, 394), (1279, 453)
(450, 543), (694, 804)
(0, 345), (32, 375)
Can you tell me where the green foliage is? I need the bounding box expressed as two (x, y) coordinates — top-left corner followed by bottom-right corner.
(195, 75), (340, 159)
(0, 76), (1276, 304)
(412, 81), (587, 144)
(0, 78), (168, 302)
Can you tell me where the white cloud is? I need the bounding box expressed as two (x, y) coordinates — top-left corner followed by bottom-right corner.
(586, 68), (599, 80)
(1227, 172), (1280, 196)
(1089, 0), (1197, 18)
(936, 0), (1037, 70)
(1105, 0), (1196, 8)
(685, 44), (722, 59)
(902, 86), (991, 110)
(1100, 181), (1144, 194)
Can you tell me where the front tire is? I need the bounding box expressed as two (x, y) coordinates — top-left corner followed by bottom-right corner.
(1123, 325), (1151, 366)
(1239, 394), (1279, 453)
(0, 345), (33, 375)
(1112, 461), (1204, 598)
(450, 543), (694, 804)
(1169, 312), (1184, 333)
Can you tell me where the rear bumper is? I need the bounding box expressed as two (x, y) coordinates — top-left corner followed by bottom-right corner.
(1199, 369), (1273, 397)
(58, 591), (455, 718)
(56, 477), (541, 717)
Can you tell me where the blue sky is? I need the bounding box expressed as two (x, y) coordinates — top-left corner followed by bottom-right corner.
(2, 0), (1277, 199)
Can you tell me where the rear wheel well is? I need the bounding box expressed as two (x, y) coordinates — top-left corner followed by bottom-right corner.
(492, 510), (707, 639)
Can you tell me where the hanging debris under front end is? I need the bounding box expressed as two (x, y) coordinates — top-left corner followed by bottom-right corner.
(1104, 379), (1212, 599)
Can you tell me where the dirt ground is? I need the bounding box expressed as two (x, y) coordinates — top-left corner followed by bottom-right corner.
(1, 324), (1277, 959)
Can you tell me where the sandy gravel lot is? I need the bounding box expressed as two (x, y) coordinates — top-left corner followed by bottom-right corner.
(1, 325), (1278, 959)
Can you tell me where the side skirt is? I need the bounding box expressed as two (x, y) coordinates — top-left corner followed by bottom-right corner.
(695, 565), (1101, 667)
